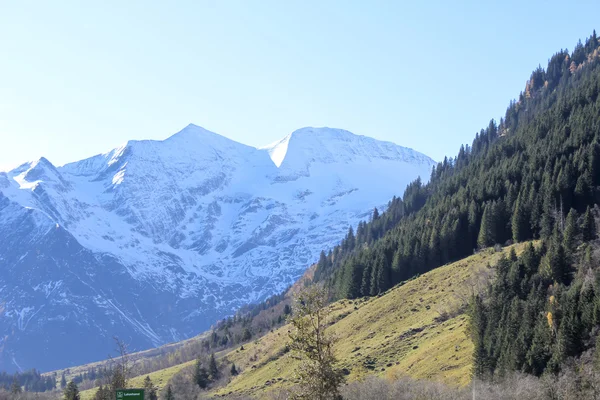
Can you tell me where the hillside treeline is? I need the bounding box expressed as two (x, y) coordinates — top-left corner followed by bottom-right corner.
(312, 32), (600, 303)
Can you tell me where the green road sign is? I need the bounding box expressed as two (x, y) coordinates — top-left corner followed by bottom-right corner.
(116, 389), (144, 400)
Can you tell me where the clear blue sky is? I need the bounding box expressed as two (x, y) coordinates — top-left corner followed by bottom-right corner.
(1, 0), (599, 171)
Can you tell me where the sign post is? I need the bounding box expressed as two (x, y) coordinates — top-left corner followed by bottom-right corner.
(116, 389), (144, 400)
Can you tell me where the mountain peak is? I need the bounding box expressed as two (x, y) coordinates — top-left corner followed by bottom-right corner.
(260, 127), (355, 168)
(261, 127), (435, 170)
(290, 126), (352, 137)
(165, 123), (229, 143)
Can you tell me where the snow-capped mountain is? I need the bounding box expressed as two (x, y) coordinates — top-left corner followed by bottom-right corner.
(0, 125), (435, 372)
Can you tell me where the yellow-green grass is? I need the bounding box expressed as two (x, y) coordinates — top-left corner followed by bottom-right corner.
(127, 359), (195, 389)
(80, 387), (97, 400)
(212, 243), (532, 398)
(45, 330), (209, 390)
(79, 359), (196, 400)
(80, 386), (97, 400)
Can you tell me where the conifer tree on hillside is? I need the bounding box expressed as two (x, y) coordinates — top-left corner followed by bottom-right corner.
(512, 193), (529, 243)
(563, 208), (578, 254)
(93, 385), (110, 400)
(10, 378), (21, 395)
(143, 376), (158, 400)
(582, 206), (596, 242)
(308, 31), (600, 303)
(64, 381), (80, 400)
(241, 327), (252, 341)
(372, 207), (379, 221)
(193, 358), (209, 389)
(549, 226), (570, 285)
(164, 385), (174, 400)
(469, 294), (489, 378)
(208, 353), (219, 381)
(477, 203), (495, 248)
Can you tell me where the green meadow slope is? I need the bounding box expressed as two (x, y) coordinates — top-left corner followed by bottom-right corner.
(211, 244), (530, 398)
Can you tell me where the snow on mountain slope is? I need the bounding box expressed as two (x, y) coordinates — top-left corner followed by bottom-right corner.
(0, 124), (435, 372)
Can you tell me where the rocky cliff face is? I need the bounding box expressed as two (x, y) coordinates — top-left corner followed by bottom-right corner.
(0, 124), (435, 371)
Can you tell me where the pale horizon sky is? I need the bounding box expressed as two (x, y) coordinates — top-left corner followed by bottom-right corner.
(1, 0), (599, 171)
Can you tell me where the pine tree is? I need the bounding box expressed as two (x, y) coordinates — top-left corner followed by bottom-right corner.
(341, 260), (362, 299)
(582, 206), (596, 241)
(563, 208), (578, 253)
(526, 316), (553, 376)
(529, 183), (542, 237)
(468, 200), (480, 249)
(478, 203), (495, 248)
(521, 242), (539, 276)
(428, 229), (441, 267)
(552, 290), (582, 369)
(208, 353), (219, 380)
(93, 385), (104, 400)
(390, 249), (402, 283)
(64, 381), (80, 400)
(579, 283), (595, 334)
(242, 327), (252, 341)
(230, 363), (238, 376)
(512, 193), (529, 242)
(165, 385), (174, 400)
(372, 207), (379, 221)
(360, 262), (372, 297)
(470, 294), (490, 378)
(369, 261), (379, 296)
(93, 385), (110, 400)
(345, 226), (355, 251)
(61, 373), (67, 389)
(10, 378), (21, 395)
(540, 187), (555, 238)
(371, 255), (390, 295)
(550, 240), (569, 284)
(193, 358), (209, 389)
(317, 250), (327, 269)
(143, 376), (158, 400)
(495, 198), (508, 243)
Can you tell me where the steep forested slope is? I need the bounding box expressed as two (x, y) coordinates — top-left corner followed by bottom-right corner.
(471, 237), (599, 378)
(312, 32), (600, 305)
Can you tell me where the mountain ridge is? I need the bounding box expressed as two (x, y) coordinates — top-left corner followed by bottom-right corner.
(0, 125), (435, 372)
(4, 124), (431, 174)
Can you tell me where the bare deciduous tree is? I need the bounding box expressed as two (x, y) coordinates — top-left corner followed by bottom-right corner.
(110, 336), (131, 391)
(288, 286), (344, 400)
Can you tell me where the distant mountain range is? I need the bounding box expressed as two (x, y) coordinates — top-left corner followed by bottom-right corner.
(0, 124), (434, 372)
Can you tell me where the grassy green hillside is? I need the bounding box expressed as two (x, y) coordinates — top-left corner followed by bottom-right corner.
(211, 244), (531, 398)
